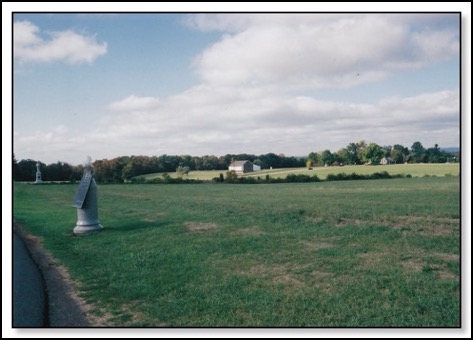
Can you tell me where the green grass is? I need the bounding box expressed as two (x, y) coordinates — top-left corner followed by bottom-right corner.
(135, 163), (459, 181)
(13, 177), (460, 327)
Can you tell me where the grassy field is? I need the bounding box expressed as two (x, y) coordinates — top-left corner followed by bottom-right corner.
(13, 177), (460, 327)
(136, 163), (459, 181)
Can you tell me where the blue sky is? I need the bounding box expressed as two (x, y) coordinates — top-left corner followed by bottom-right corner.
(12, 12), (461, 165)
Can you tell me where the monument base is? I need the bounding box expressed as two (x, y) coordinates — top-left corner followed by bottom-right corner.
(73, 224), (103, 235)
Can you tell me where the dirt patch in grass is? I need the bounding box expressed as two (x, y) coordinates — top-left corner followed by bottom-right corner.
(272, 274), (305, 289)
(358, 249), (423, 273)
(358, 251), (387, 269)
(382, 216), (459, 236)
(233, 226), (264, 236)
(437, 269), (457, 281)
(401, 258), (424, 273)
(142, 212), (166, 223)
(433, 253), (459, 281)
(185, 222), (218, 232)
(241, 264), (306, 289)
(305, 216), (325, 224)
(306, 216), (366, 227)
(299, 240), (334, 251)
(333, 218), (367, 227)
(330, 216), (459, 236)
(112, 301), (167, 327)
(310, 271), (334, 292)
(355, 244), (460, 284)
(434, 253), (459, 262)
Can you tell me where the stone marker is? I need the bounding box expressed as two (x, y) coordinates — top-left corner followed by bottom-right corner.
(73, 158), (103, 234)
(35, 162), (42, 184)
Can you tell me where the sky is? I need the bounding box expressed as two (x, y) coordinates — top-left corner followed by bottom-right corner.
(11, 12), (462, 165)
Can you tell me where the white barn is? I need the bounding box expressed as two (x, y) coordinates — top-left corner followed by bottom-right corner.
(228, 160), (261, 174)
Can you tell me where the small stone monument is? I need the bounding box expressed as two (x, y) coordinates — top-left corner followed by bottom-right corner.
(35, 162), (42, 184)
(72, 157), (103, 234)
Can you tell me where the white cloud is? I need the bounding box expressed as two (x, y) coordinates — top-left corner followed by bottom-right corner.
(412, 29), (459, 61)
(14, 88), (459, 164)
(184, 13), (252, 32)
(190, 14), (458, 91)
(13, 21), (41, 46)
(14, 20), (107, 64)
(108, 95), (161, 111)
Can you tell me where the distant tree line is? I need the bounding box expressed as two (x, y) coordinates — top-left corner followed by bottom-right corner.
(92, 153), (305, 183)
(13, 153), (305, 183)
(13, 156), (84, 182)
(306, 141), (459, 167)
(13, 141), (458, 182)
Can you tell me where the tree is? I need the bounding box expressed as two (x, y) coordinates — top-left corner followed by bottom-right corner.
(71, 164), (84, 182)
(381, 145), (392, 158)
(261, 153), (283, 169)
(356, 140), (367, 163)
(320, 150), (335, 166)
(306, 152), (321, 167)
(45, 161), (74, 181)
(391, 144), (408, 164)
(345, 143), (361, 164)
(253, 158), (263, 167)
(361, 143), (383, 165)
(15, 159), (40, 181)
(225, 171), (239, 183)
(335, 148), (349, 165)
(93, 156), (129, 183)
(176, 165), (190, 177)
(180, 155), (193, 169)
(425, 144), (442, 163)
(410, 141), (426, 163)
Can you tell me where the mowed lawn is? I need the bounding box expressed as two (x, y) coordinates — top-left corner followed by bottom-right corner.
(13, 177), (460, 327)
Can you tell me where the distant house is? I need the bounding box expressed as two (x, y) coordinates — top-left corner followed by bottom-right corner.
(380, 157), (394, 165)
(228, 160), (260, 174)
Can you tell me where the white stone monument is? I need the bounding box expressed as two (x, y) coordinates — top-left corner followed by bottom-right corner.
(73, 158), (103, 234)
(35, 162), (42, 184)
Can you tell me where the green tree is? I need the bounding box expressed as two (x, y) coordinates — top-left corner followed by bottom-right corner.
(320, 150), (335, 166)
(45, 161), (74, 181)
(426, 144), (442, 163)
(361, 143), (383, 165)
(15, 159), (41, 181)
(381, 145), (392, 158)
(410, 141), (426, 163)
(356, 140), (368, 164)
(391, 144), (408, 164)
(225, 171), (239, 183)
(345, 143), (360, 164)
(335, 148), (349, 165)
(176, 165), (190, 177)
(93, 156), (129, 183)
(307, 152), (319, 167)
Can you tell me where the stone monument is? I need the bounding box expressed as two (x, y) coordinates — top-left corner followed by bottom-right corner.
(72, 157), (103, 234)
(35, 162), (42, 184)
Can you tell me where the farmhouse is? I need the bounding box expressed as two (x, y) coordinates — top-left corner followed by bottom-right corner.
(228, 160), (261, 174)
(380, 157), (394, 165)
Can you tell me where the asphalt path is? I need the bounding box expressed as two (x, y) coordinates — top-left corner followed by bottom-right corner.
(13, 232), (47, 327)
(13, 228), (92, 328)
